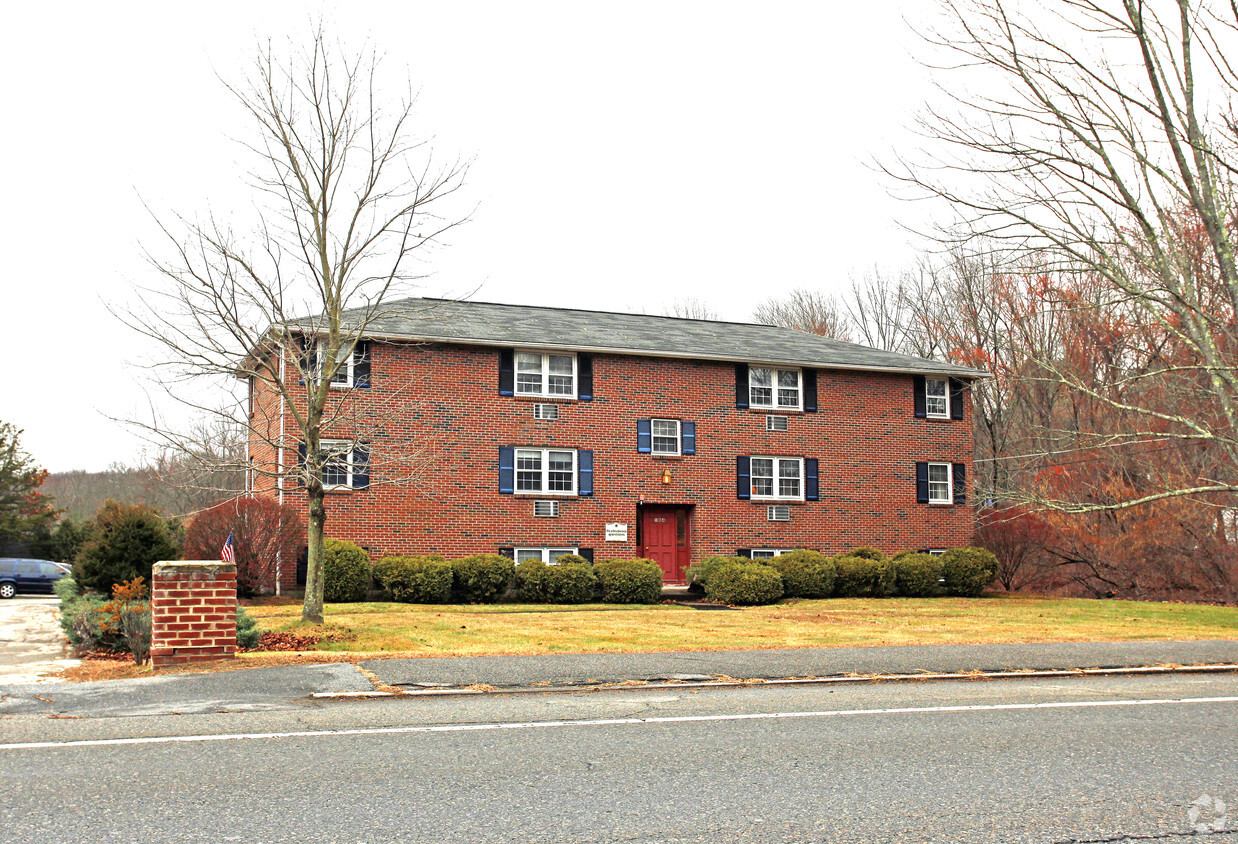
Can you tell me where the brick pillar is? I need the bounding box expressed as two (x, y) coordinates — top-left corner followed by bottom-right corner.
(150, 561), (238, 668)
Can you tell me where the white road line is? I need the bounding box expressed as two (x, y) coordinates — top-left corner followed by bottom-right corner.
(3, 695), (1237, 751)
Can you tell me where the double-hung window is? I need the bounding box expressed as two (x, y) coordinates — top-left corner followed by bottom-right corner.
(651, 419), (680, 455)
(515, 547), (579, 564)
(750, 456), (804, 500)
(321, 440), (358, 489)
(516, 352), (576, 398)
(750, 367), (801, 410)
(749, 549), (794, 559)
(925, 378), (948, 418)
(927, 462), (952, 504)
(515, 448), (577, 495)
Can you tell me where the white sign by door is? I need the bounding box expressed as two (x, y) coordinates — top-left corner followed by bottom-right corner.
(605, 523), (628, 542)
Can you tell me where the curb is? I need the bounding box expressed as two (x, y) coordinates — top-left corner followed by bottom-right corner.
(310, 662), (1238, 700)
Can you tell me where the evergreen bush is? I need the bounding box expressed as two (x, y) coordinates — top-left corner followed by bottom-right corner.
(940, 546), (1000, 597)
(451, 554), (515, 603)
(515, 558), (597, 604)
(595, 558), (663, 603)
(73, 500), (181, 595)
(381, 555), (453, 603)
(893, 553), (943, 597)
(832, 554), (896, 597)
(323, 538), (372, 603)
(704, 562), (784, 605)
(688, 555), (754, 591)
(236, 604), (261, 649)
(768, 550), (835, 598)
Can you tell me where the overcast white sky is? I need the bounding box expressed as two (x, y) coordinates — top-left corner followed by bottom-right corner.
(1, 1), (947, 473)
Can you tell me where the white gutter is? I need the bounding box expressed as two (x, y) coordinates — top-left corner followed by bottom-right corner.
(276, 351), (286, 596)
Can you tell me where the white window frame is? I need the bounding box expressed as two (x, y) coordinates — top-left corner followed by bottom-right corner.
(514, 351), (577, 399)
(749, 367), (802, 410)
(927, 549), (947, 557)
(927, 462), (953, 504)
(515, 547), (580, 564)
(514, 448), (578, 496)
(318, 341), (356, 389)
(320, 439), (357, 490)
(925, 378), (949, 418)
(749, 455), (805, 501)
(651, 418), (681, 456)
(749, 549), (794, 559)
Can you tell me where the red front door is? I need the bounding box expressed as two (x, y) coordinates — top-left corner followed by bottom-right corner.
(641, 505), (691, 584)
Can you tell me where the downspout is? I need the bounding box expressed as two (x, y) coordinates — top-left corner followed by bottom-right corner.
(276, 350), (286, 596)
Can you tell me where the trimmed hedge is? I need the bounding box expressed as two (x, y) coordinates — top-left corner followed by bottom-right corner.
(893, 553), (943, 597)
(941, 546), (999, 597)
(324, 539), (372, 603)
(451, 554), (515, 603)
(381, 555), (453, 603)
(689, 555), (756, 591)
(515, 558), (597, 604)
(704, 562), (784, 605)
(595, 558), (663, 604)
(769, 550), (835, 598)
(848, 546), (888, 561)
(374, 552), (443, 592)
(832, 554), (896, 598)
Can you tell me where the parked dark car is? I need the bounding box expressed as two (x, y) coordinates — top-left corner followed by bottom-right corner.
(0, 558), (67, 598)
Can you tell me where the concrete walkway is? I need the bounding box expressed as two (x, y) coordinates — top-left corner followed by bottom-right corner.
(0, 596), (80, 685)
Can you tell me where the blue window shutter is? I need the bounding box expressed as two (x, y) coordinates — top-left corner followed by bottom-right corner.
(498, 546), (514, 558)
(578, 449), (594, 496)
(353, 341), (371, 388)
(913, 375), (927, 418)
(579, 547), (594, 563)
(737, 455), (751, 500)
(578, 354), (593, 401)
(915, 461), (929, 504)
(297, 443), (307, 487)
(351, 443), (370, 489)
(682, 421), (696, 455)
(805, 458), (819, 501)
(953, 462), (967, 504)
(803, 369), (818, 413)
(736, 549), (752, 558)
(498, 447), (515, 494)
(498, 350), (514, 396)
(735, 364), (750, 409)
(296, 336), (313, 386)
(950, 378), (965, 420)
(637, 419), (652, 453)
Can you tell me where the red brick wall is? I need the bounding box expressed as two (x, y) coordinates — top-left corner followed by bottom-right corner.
(150, 562), (238, 667)
(252, 341), (976, 570)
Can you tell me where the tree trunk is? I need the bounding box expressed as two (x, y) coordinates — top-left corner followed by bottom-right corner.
(301, 489), (326, 623)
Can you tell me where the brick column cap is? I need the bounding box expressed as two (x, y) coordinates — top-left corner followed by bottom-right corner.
(153, 561), (237, 578)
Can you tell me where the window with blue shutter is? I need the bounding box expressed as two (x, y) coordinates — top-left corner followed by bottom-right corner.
(297, 336), (317, 387)
(498, 350), (515, 396)
(297, 443), (307, 487)
(579, 547), (594, 562)
(915, 461), (929, 503)
(950, 378), (965, 420)
(735, 363), (750, 409)
(682, 421), (696, 455)
(353, 341), (371, 388)
(805, 458), (819, 501)
(351, 443), (370, 489)
(637, 419), (652, 453)
(736, 548), (752, 558)
(737, 455), (751, 500)
(952, 462), (967, 504)
(913, 375), (927, 418)
(803, 370), (818, 413)
(578, 355), (594, 401)
(578, 449), (594, 496)
(498, 447), (515, 493)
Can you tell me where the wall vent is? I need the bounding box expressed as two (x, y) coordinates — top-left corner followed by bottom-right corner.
(767, 505), (791, 522)
(534, 500), (560, 518)
(533, 404), (559, 420)
(765, 415), (789, 432)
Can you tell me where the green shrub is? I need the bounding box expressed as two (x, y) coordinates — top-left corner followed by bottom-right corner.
(941, 546), (999, 597)
(380, 555), (453, 603)
(554, 553), (592, 566)
(595, 558), (663, 603)
(768, 550), (836, 598)
(893, 553), (943, 597)
(832, 554), (896, 598)
(515, 558), (597, 604)
(60, 593), (110, 651)
(689, 556), (754, 590)
(322, 538), (372, 603)
(74, 500), (181, 595)
(848, 546), (888, 561)
(53, 573), (79, 603)
(451, 554), (515, 603)
(236, 604), (261, 649)
(371, 552), (443, 592)
(705, 562), (784, 605)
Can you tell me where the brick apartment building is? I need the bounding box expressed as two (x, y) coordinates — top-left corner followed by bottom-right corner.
(248, 298), (985, 589)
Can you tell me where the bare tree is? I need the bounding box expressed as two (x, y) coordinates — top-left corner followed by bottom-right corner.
(890, 0), (1238, 514)
(663, 298), (719, 320)
(125, 29), (468, 622)
(752, 288), (849, 339)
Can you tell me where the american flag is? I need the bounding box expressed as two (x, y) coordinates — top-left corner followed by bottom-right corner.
(221, 532), (236, 563)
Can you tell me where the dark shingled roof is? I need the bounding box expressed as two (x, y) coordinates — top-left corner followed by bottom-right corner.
(289, 297), (987, 379)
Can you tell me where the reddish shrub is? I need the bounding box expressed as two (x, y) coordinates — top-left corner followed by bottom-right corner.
(183, 497), (304, 597)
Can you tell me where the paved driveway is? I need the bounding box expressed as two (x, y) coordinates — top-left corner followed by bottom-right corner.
(0, 596), (78, 684)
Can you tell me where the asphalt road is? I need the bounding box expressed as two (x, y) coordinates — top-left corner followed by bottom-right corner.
(2, 673), (1235, 843)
